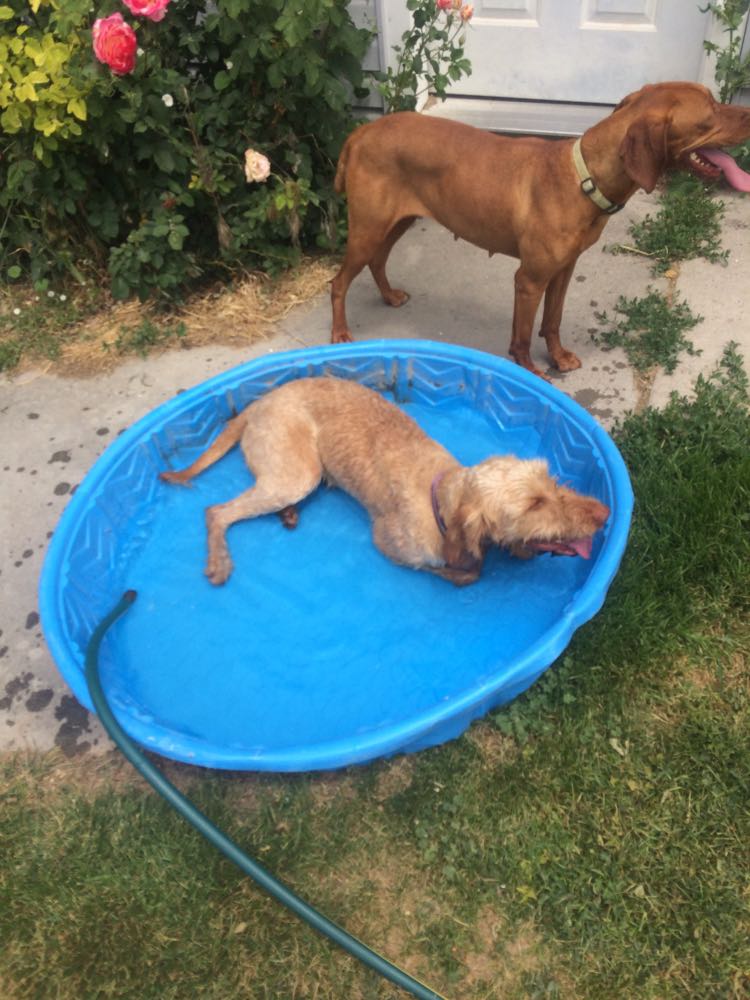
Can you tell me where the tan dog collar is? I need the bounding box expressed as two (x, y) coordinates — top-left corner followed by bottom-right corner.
(572, 138), (623, 214)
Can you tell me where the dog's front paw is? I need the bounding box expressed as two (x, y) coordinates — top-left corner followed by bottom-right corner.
(552, 349), (582, 373)
(159, 470), (192, 487)
(205, 551), (233, 586)
(331, 327), (354, 344)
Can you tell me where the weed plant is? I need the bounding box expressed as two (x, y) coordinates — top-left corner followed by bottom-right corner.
(623, 173), (729, 274)
(592, 286), (702, 373)
(1, 348), (749, 999)
(107, 317), (187, 357)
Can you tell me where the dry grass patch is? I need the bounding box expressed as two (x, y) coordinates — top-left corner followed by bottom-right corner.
(465, 720), (520, 770)
(462, 907), (555, 996)
(374, 754), (416, 801)
(3, 256), (338, 378)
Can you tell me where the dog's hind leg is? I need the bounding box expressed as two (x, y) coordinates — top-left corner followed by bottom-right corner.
(331, 209), (416, 342)
(204, 440), (323, 585)
(368, 216), (416, 308)
(330, 235), (379, 343)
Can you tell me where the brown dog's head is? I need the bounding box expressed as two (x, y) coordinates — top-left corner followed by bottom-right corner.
(614, 82), (750, 193)
(442, 457), (610, 568)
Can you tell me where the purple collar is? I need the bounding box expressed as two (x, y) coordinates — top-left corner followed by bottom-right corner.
(431, 472), (448, 536)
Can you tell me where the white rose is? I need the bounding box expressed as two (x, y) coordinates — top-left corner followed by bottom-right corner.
(244, 149), (271, 183)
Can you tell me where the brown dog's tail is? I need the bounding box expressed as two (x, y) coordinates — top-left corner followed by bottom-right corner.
(159, 412), (247, 487)
(334, 135), (352, 195)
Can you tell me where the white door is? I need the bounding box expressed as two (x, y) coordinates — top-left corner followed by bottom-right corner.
(458, 0), (711, 104)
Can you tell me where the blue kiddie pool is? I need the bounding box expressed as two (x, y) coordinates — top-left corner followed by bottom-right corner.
(40, 341), (633, 771)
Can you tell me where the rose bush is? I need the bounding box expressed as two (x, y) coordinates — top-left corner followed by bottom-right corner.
(374, 0), (473, 112)
(1, 0), (371, 298)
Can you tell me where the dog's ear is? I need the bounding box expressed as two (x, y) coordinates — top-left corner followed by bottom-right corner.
(619, 116), (669, 193)
(442, 503), (485, 570)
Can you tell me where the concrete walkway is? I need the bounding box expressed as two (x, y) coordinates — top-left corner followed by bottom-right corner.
(2, 187), (749, 757)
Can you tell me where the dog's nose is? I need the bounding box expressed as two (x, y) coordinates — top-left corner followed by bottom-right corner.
(593, 501), (610, 527)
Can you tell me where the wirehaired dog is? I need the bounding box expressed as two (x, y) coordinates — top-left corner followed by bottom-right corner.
(160, 377), (610, 586)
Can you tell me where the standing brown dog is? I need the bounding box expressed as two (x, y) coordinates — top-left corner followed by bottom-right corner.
(331, 82), (750, 376)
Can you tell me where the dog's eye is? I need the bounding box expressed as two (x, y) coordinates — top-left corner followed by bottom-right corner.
(527, 496), (547, 512)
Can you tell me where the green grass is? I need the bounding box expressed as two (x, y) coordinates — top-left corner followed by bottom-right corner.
(2, 347), (749, 999)
(592, 286), (702, 373)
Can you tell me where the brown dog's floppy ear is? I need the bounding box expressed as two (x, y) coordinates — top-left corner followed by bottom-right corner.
(619, 116), (669, 193)
(442, 504), (485, 571)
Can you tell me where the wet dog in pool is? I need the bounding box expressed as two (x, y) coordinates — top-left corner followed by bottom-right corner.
(160, 377), (610, 586)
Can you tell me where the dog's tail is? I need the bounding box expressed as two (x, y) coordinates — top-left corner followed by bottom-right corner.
(334, 135), (352, 195)
(159, 412), (247, 487)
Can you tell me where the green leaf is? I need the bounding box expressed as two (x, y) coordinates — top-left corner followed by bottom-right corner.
(154, 146), (175, 173)
(168, 229), (185, 250)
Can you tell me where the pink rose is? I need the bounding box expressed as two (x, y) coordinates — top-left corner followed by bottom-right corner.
(92, 13), (137, 76)
(121, 0), (171, 22)
(244, 149), (271, 184)
(436, 0), (453, 9)
(460, 3), (473, 19)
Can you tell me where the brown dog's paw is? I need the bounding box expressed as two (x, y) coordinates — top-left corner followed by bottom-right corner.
(331, 328), (354, 344)
(552, 349), (582, 373)
(521, 364), (552, 382)
(383, 289), (410, 308)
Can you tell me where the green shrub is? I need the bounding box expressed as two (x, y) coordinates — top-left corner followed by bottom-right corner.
(0, 0), (371, 299)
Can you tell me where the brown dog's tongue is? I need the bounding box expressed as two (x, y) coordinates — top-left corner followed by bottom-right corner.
(699, 147), (750, 191)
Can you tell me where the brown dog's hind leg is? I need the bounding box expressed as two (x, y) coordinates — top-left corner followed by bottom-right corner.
(331, 212), (415, 342)
(331, 248), (367, 344)
(369, 216), (416, 308)
(538, 262), (581, 372)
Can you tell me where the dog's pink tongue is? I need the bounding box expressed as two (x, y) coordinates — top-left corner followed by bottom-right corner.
(568, 537), (593, 559)
(699, 147), (750, 192)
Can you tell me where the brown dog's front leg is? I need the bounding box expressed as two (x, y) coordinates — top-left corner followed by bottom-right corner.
(509, 266), (548, 378)
(538, 262), (581, 372)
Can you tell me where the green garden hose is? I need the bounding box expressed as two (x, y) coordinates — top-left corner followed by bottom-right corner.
(85, 590), (447, 1000)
